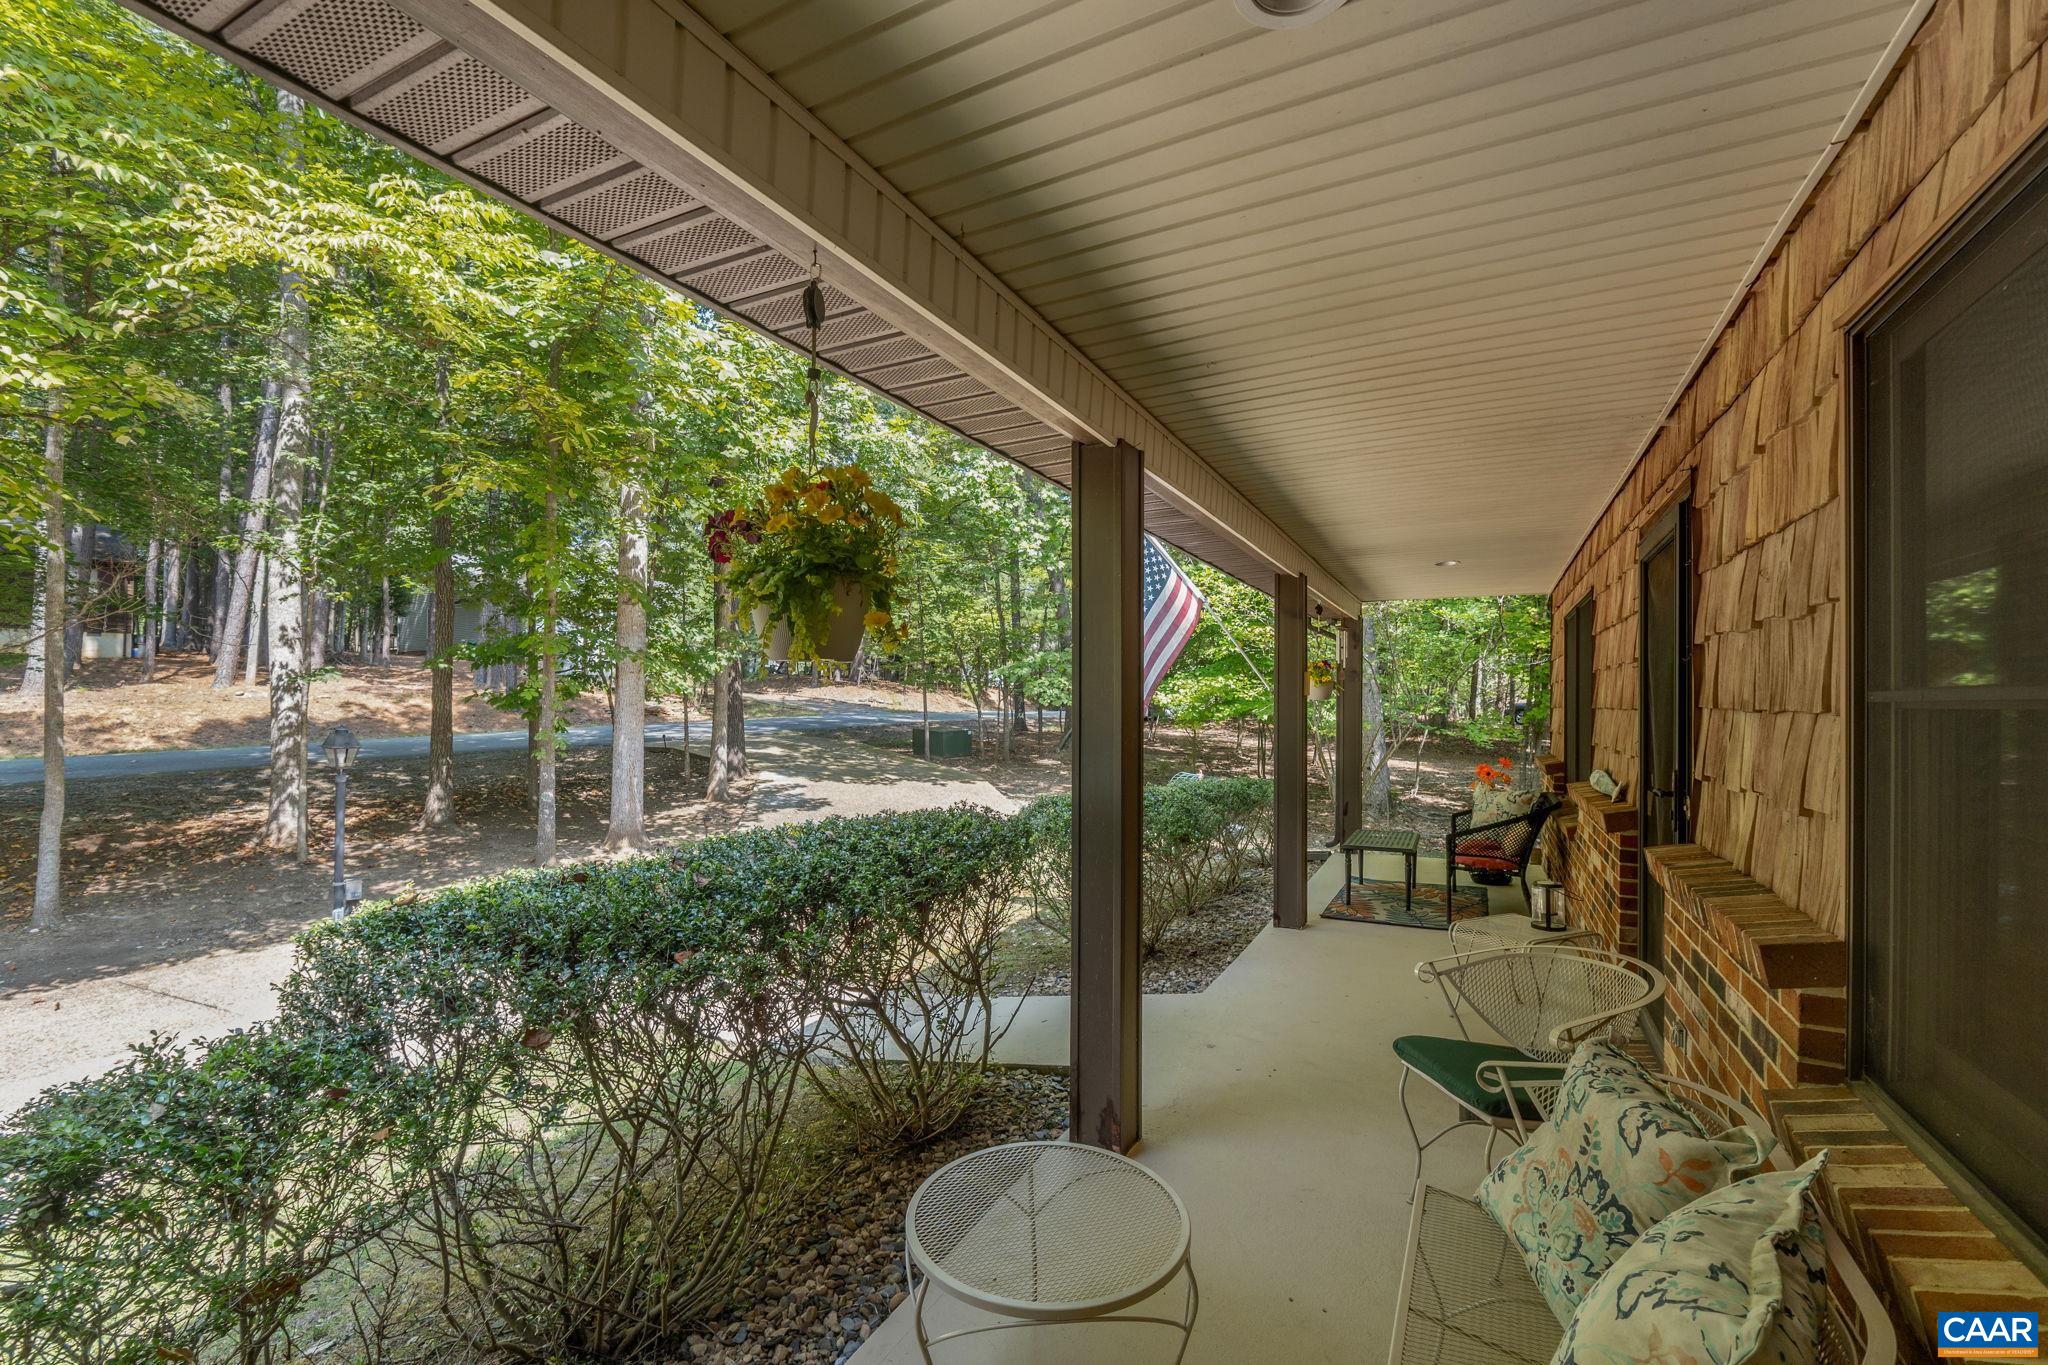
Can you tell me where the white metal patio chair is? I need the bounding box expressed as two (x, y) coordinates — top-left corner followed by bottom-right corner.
(1388, 1071), (1897, 1365)
(1393, 945), (1665, 1193)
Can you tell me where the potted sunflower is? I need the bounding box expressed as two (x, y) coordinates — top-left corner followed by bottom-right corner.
(716, 462), (908, 664)
(1306, 658), (1337, 701)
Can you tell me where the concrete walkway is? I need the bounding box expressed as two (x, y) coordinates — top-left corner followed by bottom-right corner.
(0, 704), (990, 786)
(853, 849), (1533, 1365)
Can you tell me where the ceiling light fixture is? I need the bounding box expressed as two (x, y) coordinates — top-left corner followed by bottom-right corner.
(1435, 560), (1461, 567)
(1233, 0), (1348, 30)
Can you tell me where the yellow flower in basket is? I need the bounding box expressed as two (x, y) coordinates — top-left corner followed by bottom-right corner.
(764, 512), (795, 534)
(818, 502), (846, 524)
(865, 488), (903, 524)
(803, 487), (830, 512)
(863, 609), (891, 630)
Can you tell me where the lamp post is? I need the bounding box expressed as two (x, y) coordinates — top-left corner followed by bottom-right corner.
(321, 724), (360, 920)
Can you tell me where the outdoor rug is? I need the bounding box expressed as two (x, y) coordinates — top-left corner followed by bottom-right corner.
(1319, 877), (1488, 930)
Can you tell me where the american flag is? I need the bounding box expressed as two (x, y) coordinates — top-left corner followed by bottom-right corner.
(1141, 534), (1204, 702)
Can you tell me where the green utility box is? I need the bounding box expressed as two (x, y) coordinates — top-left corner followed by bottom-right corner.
(912, 727), (974, 758)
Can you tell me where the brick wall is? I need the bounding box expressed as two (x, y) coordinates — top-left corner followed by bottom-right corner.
(1647, 843), (1848, 1116)
(1776, 1090), (2048, 1363)
(1560, 782), (1637, 958)
(1539, 0), (2048, 1352)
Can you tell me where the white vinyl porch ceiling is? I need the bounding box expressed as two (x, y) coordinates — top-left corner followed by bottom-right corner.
(691, 0), (1914, 598)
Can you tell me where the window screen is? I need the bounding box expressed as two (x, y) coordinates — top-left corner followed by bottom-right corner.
(1858, 157), (2048, 1254)
(1564, 596), (1594, 783)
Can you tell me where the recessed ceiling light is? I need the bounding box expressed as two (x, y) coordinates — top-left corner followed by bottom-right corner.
(1435, 560), (1461, 567)
(1233, 0), (1348, 29)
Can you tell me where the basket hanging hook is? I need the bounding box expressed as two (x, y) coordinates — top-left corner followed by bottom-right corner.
(803, 251), (824, 462)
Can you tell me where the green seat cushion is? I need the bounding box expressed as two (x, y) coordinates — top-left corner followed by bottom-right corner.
(1394, 1034), (1542, 1118)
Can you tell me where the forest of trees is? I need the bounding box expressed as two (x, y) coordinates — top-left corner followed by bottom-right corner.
(0, 0), (1550, 929)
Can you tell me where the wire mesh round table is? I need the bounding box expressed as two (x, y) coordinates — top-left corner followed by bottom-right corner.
(903, 1140), (1197, 1362)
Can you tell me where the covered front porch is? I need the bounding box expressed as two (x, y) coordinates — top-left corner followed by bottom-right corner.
(856, 847), (1530, 1364)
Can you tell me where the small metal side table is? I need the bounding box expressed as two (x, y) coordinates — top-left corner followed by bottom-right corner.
(903, 1140), (1197, 1363)
(1342, 827), (1421, 909)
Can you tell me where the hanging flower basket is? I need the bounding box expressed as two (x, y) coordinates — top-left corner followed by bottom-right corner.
(750, 606), (793, 663)
(1306, 658), (1337, 701)
(712, 463), (907, 665)
(750, 578), (868, 664)
(708, 285), (910, 666)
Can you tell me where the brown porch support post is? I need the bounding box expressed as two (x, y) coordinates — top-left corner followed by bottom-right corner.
(1336, 614), (1362, 847)
(1274, 572), (1308, 928)
(1070, 439), (1143, 1152)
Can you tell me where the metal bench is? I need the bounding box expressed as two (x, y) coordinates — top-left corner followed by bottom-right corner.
(1388, 1073), (1897, 1365)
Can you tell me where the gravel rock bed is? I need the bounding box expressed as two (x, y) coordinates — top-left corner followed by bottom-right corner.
(686, 1069), (1069, 1364)
(1005, 868), (1274, 996)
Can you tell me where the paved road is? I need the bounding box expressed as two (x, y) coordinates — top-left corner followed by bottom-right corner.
(0, 704), (998, 786)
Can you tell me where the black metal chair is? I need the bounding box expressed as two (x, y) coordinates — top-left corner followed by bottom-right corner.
(1445, 794), (1559, 911)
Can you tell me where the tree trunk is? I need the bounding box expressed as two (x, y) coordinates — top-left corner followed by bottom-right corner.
(31, 335), (66, 929)
(63, 521), (89, 682)
(264, 245), (311, 858)
(19, 544), (46, 697)
(180, 546), (199, 647)
(377, 574), (393, 666)
(1362, 611), (1392, 820)
(208, 360), (236, 659)
(306, 590), (327, 671)
(303, 439), (330, 673)
(213, 376), (280, 687)
(707, 576), (746, 800)
(992, 570), (1010, 760)
(141, 537), (160, 681)
(160, 541), (185, 651)
(535, 487), (560, 865)
(1024, 475), (1070, 651)
(604, 477), (649, 849)
(1005, 539), (1027, 735)
(243, 553), (265, 686)
(420, 365), (457, 830)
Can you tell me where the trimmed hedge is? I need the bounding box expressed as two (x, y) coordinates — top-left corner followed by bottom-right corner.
(0, 807), (1028, 1365)
(0, 785), (1268, 1363)
(1018, 776), (1273, 952)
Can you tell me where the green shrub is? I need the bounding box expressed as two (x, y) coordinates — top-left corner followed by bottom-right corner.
(793, 808), (1033, 1147)
(278, 857), (814, 1359)
(0, 1025), (403, 1365)
(1017, 777), (1273, 954)
(0, 805), (1038, 1364)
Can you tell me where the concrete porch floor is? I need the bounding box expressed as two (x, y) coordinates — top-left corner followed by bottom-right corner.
(852, 848), (1540, 1365)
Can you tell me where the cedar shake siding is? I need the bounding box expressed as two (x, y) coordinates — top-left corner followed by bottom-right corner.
(1543, 0), (2048, 1356)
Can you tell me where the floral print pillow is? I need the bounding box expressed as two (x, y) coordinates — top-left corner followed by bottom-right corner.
(1551, 1155), (1831, 1365)
(1478, 1042), (1774, 1324)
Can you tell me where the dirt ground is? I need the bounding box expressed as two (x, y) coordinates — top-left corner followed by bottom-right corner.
(0, 650), (978, 758)
(0, 715), (1506, 986)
